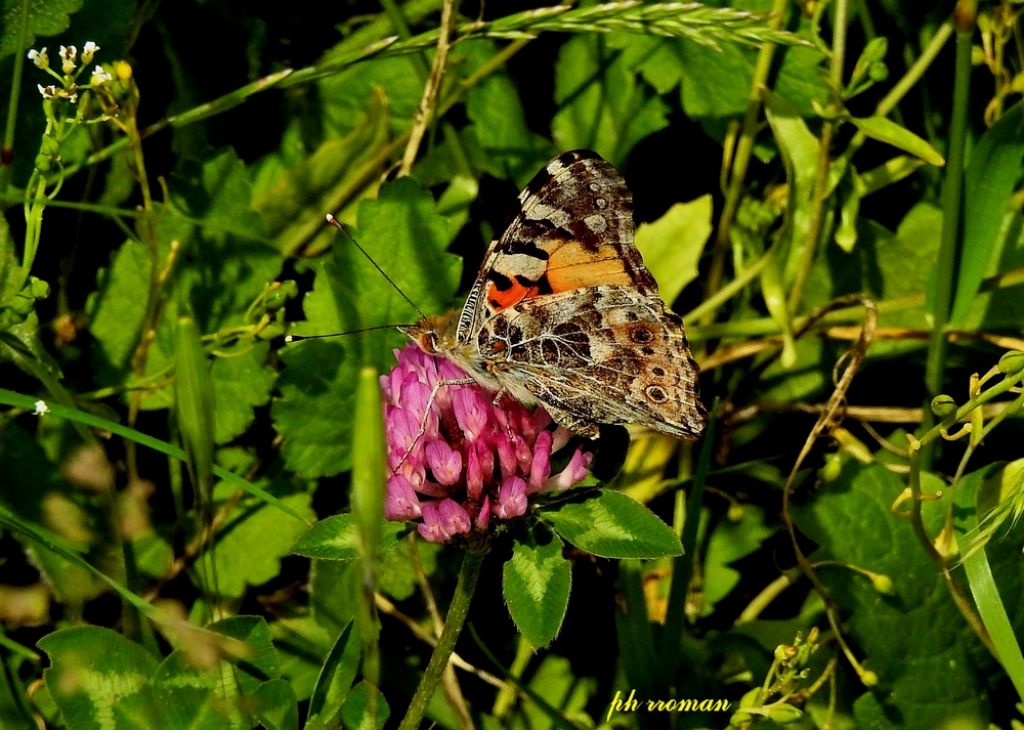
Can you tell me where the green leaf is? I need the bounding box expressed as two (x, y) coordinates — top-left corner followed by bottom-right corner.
(39, 626), (158, 730)
(950, 99), (1024, 325)
(292, 514), (405, 561)
(635, 195), (713, 305)
(271, 340), (357, 478)
(210, 342), (276, 444)
(351, 366), (385, 564)
(252, 94), (390, 257)
(952, 462), (1024, 703)
(539, 489), (683, 559)
(340, 681), (389, 730)
(552, 34), (669, 166)
(763, 90), (820, 282)
(503, 531), (571, 648)
(251, 679), (299, 730)
(848, 115), (945, 167)
(462, 40), (551, 183)
(792, 462), (989, 727)
(803, 202), (941, 333)
(174, 316), (216, 504)
(673, 12), (827, 121)
(199, 492), (315, 597)
(0, 0), (83, 57)
(307, 622), (360, 727)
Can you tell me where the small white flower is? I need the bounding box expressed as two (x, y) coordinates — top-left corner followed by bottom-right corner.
(37, 84), (57, 99)
(81, 41), (100, 64)
(27, 47), (49, 69)
(90, 65), (112, 85)
(59, 44), (77, 74)
(33, 400), (49, 416)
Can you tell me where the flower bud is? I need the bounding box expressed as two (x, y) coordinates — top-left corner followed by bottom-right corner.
(997, 350), (1024, 375)
(871, 573), (895, 595)
(930, 394), (957, 418)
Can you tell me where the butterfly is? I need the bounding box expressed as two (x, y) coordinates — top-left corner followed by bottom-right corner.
(400, 149), (707, 440)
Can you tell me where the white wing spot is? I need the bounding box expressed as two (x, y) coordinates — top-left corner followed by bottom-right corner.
(584, 214), (607, 233)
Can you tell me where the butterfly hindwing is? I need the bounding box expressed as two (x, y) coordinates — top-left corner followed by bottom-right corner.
(477, 286), (706, 439)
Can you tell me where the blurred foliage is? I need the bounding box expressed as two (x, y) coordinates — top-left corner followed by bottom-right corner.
(1, 0), (1024, 728)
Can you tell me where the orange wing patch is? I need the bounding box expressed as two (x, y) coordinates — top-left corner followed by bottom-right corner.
(546, 242), (634, 292)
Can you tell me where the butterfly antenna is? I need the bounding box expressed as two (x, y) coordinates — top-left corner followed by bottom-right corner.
(325, 214), (427, 321)
(285, 323), (412, 343)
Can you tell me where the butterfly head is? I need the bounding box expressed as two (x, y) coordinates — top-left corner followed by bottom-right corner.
(398, 310), (460, 356)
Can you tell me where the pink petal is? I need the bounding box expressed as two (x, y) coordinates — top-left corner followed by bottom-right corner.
(425, 439), (463, 485)
(527, 430), (552, 493)
(418, 499), (472, 543)
(452, 388), (490, 442)
(384, 474), (422, 521)
(495, 476), (528, 519)
(475, 496), (492, 530)
(542, 447), (592, 492)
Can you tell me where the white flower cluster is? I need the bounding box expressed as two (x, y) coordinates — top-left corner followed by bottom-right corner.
(27, 41), (107, 103)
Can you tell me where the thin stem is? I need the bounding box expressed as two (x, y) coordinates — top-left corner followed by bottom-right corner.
(398, 549), (486, 730)
(1, 0), (31, 191)
(788, 0), (849, 313)
(400, 0), (459, 175)
(704, 0), (789, 313)
(923, 3), (974, 452)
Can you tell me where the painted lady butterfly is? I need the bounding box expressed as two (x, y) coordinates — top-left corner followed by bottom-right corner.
(401, 149), (707, 440)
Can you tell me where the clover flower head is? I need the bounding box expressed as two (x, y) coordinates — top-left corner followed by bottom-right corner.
(59, 45), (77, 74)
(90, 65), (113, 86)
(382, 344), (593, 544)
(81, 41), (100, 64)
(27, 48), (49, 69)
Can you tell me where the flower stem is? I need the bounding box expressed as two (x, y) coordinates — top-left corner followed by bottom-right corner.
(923, 2), (975, 453)
(399, 548), (486, 730)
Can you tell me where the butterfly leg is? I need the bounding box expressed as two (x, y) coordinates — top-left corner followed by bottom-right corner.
(392, 377), (477, 474)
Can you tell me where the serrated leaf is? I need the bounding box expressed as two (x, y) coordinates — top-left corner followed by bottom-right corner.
(197, 493), (315, 597)
(0, 0), (83, 58)
(791, 463), (989, 727)
(503, 532), (571, 647)
(539, 489), (682, 559)
(39, 626), (158, 730)
(210, 343), (276, 444)
(552, 34), (669, 166)
(271, 340), (357, 478)
(848, 115), (945, 167)
(292, 514), (405, 561)
(635, 195), (713, 305)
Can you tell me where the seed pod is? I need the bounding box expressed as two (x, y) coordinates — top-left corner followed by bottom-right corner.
(997, 350), (1024, 376)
